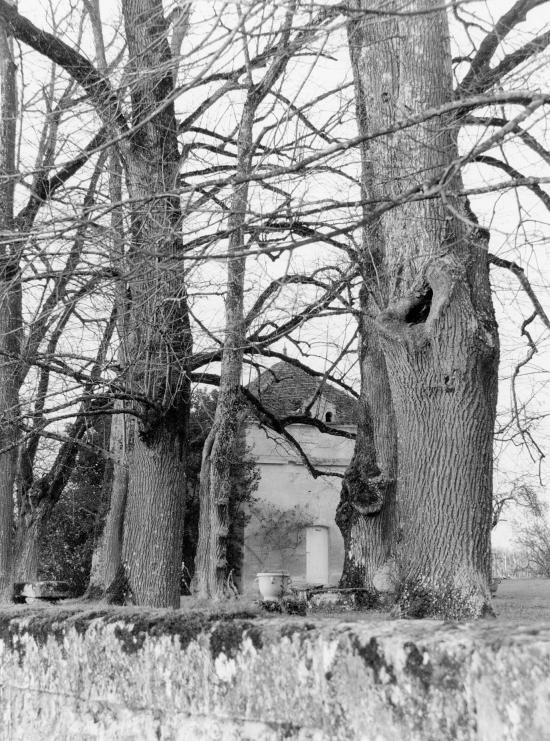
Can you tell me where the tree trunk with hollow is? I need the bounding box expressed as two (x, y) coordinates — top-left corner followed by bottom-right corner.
(347, 0), (499, 617)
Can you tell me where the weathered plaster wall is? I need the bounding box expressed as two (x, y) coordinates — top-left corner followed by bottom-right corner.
(243, 423), (354, 591)
(0, 606), (549, 740)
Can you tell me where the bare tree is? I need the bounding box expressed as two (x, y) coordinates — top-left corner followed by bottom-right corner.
(194, 1), (340, 599)
(492, 479), (546, 529)
(338, 0), (550, 618)
(516, 519), (550, 577)
(0, 0), (354, 605)
(0, 7), (18, 600)
(0, 0), (192, 606)
(1, 0), (547, 612)
(14, 306), (116, 581)
(0, 2), (119, 593)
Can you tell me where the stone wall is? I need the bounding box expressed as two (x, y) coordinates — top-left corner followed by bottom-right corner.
(0, 606), (549, 740)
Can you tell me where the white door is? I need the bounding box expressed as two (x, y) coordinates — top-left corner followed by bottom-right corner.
(306, 526), (329, 585)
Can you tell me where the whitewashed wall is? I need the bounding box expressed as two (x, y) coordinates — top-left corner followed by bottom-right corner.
(242, 422), (355, 594)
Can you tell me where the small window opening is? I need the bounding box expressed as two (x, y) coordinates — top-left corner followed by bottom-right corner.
(325, 411), (333, 423)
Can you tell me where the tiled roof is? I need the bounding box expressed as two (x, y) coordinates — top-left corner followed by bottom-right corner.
(246, 360), (358, 424)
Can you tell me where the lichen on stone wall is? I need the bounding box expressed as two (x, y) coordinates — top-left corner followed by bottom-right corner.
(0, 607), (548, 740)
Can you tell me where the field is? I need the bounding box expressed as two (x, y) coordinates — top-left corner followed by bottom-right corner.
(493, 578), (550, 622)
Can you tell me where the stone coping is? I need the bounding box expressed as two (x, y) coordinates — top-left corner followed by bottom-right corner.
(0, 605), (548, 740)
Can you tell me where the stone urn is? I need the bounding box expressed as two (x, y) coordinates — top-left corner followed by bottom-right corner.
(257, 572), (290, 601)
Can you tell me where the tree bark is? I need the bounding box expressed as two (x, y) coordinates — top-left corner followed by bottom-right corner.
(0, 14), (18, 601)
(102, 408), (130, 589)
(226, 425), (250, 593)
(347, 0), (499, 617)
(122, 427), (186, 607)
(377, 254), (498, 617)
(336, 310), (397, 600)
(118, 0), (192, 608)
(86, 402), (130, 599)
(13, 498), (45, 583)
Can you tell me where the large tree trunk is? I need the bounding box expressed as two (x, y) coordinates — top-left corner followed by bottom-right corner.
(118, 0), (192, 607)
(348, 0), (499, 617)
(122, 428), (186, 607)
(378, 253), (498, 617)
(119, 159), (190, 608)
(0, 15), (17, 601)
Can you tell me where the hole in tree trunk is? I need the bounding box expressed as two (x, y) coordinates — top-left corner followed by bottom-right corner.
(405, 288), (433, 325)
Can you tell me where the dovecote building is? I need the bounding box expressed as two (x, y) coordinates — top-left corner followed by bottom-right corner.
(242, 361), (358, 592)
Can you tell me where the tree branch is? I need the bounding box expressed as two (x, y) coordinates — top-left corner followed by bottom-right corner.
(475, 154), (550, 212)
(0, 1), (126, 130)
(15, 127), (108, 230)
(463, 115), (550, 166)
(190, 371), (347, 479)
(488, 253), (550, 331)
(458, 0), (550, 95)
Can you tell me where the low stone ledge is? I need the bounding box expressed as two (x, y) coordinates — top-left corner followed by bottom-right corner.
(13, 581), (72, 604)
(0, 606), (548, 740)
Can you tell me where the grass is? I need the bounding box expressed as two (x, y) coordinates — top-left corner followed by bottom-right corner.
(492, 577), (550, 622)
(4, 578), (549, 625)
(191, 578), (550, 623)
(245, 578), (550, 623)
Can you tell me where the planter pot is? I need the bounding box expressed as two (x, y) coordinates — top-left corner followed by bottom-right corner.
(257, 572), (290, 601)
